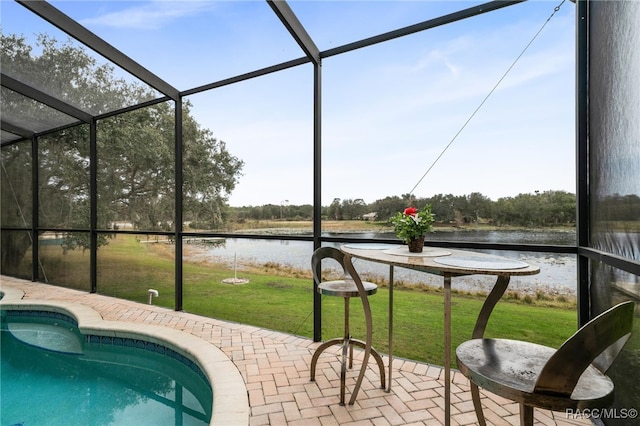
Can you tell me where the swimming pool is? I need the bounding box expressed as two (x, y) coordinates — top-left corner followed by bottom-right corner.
(1, 309), (212, 426)
(0, 284), (249, 426)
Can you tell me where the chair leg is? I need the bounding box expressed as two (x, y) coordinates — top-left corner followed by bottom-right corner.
(347, 259), (376, 406)
(470, 383), (486, 426)
(311, 337), (387, 405)
(340, 335), (349, 405)
(349, 341), (354, 369)
(344, 297), (352, 369)
(311, 269), (384, 406)
(310, 337), (346, 381)
(520, 403), (534, 426)
(347, 339), (386, 389)
(311, 298), (355, 405)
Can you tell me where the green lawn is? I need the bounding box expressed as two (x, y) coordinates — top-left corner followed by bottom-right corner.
(37, 234), (581, 367)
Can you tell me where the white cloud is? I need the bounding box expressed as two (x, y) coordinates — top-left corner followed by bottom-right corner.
(80, 1), (218, 30)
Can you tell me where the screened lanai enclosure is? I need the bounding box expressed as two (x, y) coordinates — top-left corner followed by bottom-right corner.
(1, 0), (639, 423)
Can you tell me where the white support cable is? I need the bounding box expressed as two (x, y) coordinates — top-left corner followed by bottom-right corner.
(1, 157), (49, 283)
(408, 0), (568, 196)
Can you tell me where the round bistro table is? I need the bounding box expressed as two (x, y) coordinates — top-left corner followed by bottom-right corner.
(341, 243), (540, 426)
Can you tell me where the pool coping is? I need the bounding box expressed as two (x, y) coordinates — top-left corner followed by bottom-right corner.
(0, 285), (249, 426)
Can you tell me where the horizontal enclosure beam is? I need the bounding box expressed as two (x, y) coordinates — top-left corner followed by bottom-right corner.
(2, 73), (93, 123)
(322, 0), (526, 58)
(268, 0), (321, 65)
(1, 120), (34, 139)
(182, 57), (310, 97)
(578, 247), (640, 277)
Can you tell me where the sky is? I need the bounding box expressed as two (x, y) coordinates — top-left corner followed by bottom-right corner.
(2, 0), (577, 207)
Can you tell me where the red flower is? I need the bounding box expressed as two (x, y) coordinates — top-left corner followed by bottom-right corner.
(403, 207), (418, 216)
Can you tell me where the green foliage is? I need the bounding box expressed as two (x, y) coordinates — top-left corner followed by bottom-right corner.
(369, 195), (407, 221)
(60, 233), (112, 254)
(0, 33), (244, 271)
(493, 190), (576, 227)
(322, 198), (368, 220)
(593, 194), (640, 222)
(226, 190), (579, 228)
(1, 143), (32, 228)
(390, 205), (435, 242)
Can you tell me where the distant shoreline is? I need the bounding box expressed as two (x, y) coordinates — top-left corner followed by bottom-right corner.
(205, 220), (576, 235)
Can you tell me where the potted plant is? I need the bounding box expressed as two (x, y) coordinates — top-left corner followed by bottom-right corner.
(390, 205), (435, 253)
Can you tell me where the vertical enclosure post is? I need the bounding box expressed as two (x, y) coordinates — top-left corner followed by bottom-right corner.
(313, 61), (323, 342)
(90, 120), (98, 293)
(175, 99), (184, 311)
(575, 0), (589, 325)
(31, 135), (39, 282)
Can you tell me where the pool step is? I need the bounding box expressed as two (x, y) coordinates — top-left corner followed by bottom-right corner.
(7, 322), (83, 355)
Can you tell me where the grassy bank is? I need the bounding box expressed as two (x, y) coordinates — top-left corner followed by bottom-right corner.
(38, 234), (580, 367)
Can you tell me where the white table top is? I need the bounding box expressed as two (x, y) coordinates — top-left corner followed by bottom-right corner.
(341, 243), (540, 277)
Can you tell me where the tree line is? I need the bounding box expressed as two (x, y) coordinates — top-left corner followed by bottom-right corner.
(230, 191), (640, 227)
(230, 191), (578, 227)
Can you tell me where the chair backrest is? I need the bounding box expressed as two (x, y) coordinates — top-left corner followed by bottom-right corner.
(534, 300), (635, 396)
(311, 247), (347, 285)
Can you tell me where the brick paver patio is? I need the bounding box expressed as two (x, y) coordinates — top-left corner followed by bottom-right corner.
(1, 276), (590, 425)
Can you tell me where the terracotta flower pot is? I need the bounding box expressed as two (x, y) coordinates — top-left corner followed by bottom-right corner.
(408, 235), (425, 253)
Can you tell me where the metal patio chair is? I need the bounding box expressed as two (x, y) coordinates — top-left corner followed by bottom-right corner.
(456, 300), (635, 426)
(309, 247), (386, 405)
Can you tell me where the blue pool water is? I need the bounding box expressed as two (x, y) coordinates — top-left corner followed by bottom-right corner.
(0, 310), (212, 426)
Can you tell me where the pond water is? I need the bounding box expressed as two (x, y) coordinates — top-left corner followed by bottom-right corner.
(184, 230), (579, 296)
